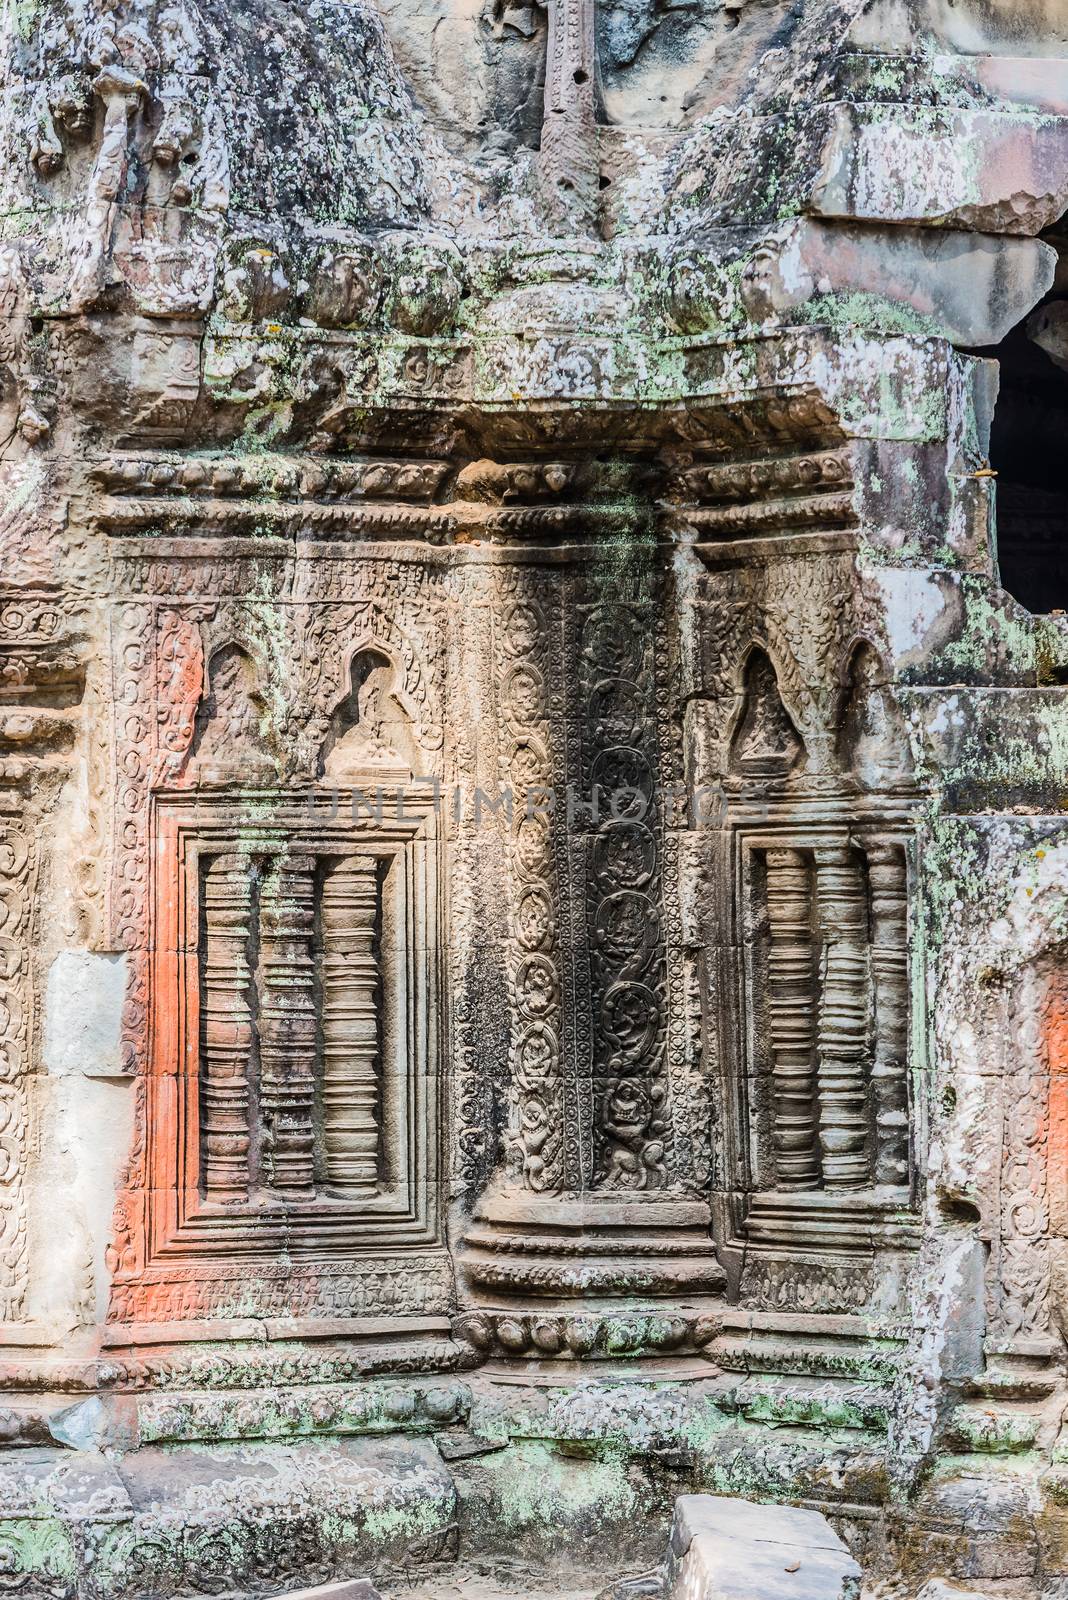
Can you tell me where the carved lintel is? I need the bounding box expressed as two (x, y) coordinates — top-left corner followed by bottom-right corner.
(199, 853), (255, 1202)
(319, 854), (382, 1196)
(813, 839), (871, 1190)
(258, 853), (317, 1200)
(764, 847), (820, 1190)
(865, 839), (909, 1187)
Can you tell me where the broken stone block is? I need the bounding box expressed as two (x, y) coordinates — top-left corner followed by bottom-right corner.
(740, 218), (1056, 347)
(49, 1395), (138, 1454)
(665, 1496), (861, 1600)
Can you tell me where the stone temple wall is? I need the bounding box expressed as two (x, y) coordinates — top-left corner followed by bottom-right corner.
(1, 0), (1068, 1592)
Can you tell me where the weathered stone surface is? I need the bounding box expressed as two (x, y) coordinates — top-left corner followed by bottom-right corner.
(810, 107), (1068, 236)
(43, 950), (127, 1078)
(1, 0), (1068, 1595)
(1029, 296), (1068, 371)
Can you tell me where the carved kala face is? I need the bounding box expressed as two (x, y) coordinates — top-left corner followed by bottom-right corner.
(53, 76), (93, 140)
(519, 1095), (549, 1144)
(601, 1077), (651, 1141)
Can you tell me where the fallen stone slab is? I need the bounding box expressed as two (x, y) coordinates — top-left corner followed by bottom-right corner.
(665, 1495), (861, 1600)
(266, 1583), (381, 1600)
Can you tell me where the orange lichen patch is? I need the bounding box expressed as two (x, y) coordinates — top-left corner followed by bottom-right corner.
(104, 809), (193, 1327)
(154, 609), (204, 778)
(1049, 976), (1068, 1076)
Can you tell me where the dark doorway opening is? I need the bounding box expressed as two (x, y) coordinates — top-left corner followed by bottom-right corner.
(976, 246), (1068, 614)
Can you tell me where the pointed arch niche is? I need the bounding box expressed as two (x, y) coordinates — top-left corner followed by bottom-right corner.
(108, 631), (445, 1334)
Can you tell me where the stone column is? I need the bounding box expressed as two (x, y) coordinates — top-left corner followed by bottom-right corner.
(258, 853), (317, 1200)
(813, 839), (871, 1189)
(865, 840), (910, 1188)
(764, 847), (821, 1190)
(199, 852), (255, 1202)
(319, 854), (382, 1196)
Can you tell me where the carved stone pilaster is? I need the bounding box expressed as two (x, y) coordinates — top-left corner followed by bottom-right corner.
(581, 594), (669, 1194)
(497, 580), (567, 1194)
(258, 853), (317, 1200)
(319, 854), (382, 1196)
(764, 847), (820, 1190)
(865, 840), (910, 1188)
(538, 0), (598, 231)
(813, 839), (871, 1189)
(199, 852), (256, 1203)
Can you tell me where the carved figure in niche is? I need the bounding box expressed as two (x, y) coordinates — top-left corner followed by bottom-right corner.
(729, 648), (803, 778)
(838, 643), (912, 790)
(320, 649), (419, 780)
(191, 644), (272, 774)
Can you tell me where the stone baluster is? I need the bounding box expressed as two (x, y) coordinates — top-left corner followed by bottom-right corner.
(320, 855), (382, 1195)
(865, 840), (910, 1187)
(258, 853), (317, 1200)
(813, 838), (872, 1188)
(764, 847), (821, 1189)
(199, 853), (256, 1202)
